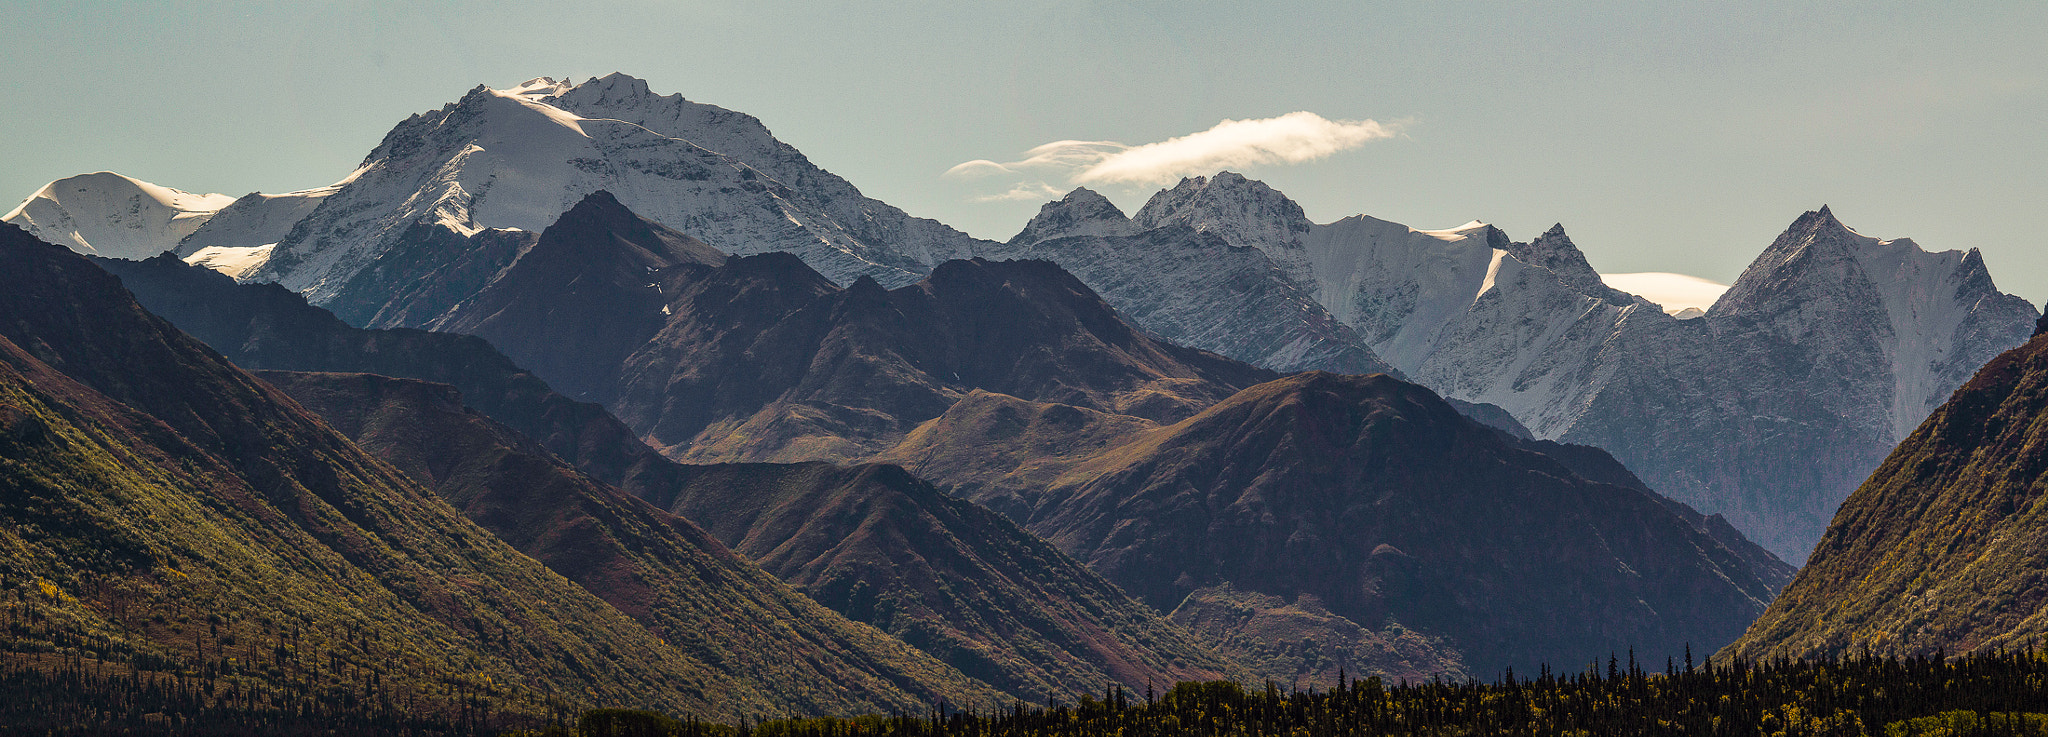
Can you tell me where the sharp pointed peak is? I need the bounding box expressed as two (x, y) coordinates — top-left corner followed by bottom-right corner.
(1792, 204), (1850, 233)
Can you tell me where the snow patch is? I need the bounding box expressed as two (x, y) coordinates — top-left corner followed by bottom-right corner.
(184, 244), (275, 279)
(1474, 248), (1509, 305)
(4, 172), (233, 259)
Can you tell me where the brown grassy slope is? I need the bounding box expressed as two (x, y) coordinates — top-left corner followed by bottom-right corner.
(870, 390), (1159, 522)
(1724, 331), (2048, 661)
(257, 370), (1008, 714)
(96, 249), (1228, 705)
(0, 223), (761, 718)
(93, 251), (689, 506)
(646, 461), (1242, 702)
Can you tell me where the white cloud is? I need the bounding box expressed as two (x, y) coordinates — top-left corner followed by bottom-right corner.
(1076, 112), (1397, 185)
(1601, 272), (1730, 313)
(946, 113), (1398, 202)
(944, 159), (1016, 178)
(971, 182), (1068, 202)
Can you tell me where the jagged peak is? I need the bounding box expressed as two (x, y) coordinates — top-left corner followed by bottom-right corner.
(1136, 170), (1298, 213)
(583, 72), (658, 97)
(1009, 188), (1132, 246)
(1783, 204), (1866, 244)
(1130, 171), (1312, 249)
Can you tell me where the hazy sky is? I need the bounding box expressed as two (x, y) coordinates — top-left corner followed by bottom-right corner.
(5, 1), (2043, 302)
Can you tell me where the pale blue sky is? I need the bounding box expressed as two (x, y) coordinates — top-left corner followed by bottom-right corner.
(5, 1), (2043, 302)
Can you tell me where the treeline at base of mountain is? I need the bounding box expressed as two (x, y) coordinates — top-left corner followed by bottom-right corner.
(12, 648), (2048, 736)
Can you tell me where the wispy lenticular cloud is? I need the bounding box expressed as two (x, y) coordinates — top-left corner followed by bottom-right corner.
(1080, 112), (1397, 185)
(946, 112), (1399, 199)
(970, 182), (1069, 203)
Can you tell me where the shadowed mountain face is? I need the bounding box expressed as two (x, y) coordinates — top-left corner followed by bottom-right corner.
(254, 370), (1006, 713)
(91, 250), (690, 500)
(1724, 329), (2048, 662)
(91, 248), (1238, 704)
(626, 256), (1274, 462)
(0, 223), (778, 719)
(297, 191), (1273, 463)
(426, 191), (728, 401)
(961, 372), (1786, 682)
(644, 461), (1241, 701)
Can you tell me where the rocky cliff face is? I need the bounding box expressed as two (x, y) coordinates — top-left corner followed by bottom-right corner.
(991, 187), (1396, 376)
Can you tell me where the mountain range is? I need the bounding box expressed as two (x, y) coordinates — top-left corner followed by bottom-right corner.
(89, 197), (1791, 686)
(9, 71), (2044, 714)
(992, 176), (2037, 563)
(0, 222), (998, 721)
(87, 246), (1242, 704)
(11, 75), (2035, 562)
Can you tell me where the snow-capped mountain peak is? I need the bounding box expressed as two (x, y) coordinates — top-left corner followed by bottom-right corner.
(1132, 171), (1315, 248)
(1009, 188), (1131, 245)
(1713, 206), (2038, 441)
(503, 76), (576, 101)
(234, 74), (992, 323)
(4, 172), (233, 259)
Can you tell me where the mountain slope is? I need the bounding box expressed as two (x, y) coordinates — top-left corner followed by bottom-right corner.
(992, 372), (1785, 683)
(0, 222), (780, 719)
(93, 248), (1234, 705)
(255, 370), (1007, 714)
(426, 190), (726, 400)
(644, 461), (1241, 701)
(588, 248), (1275, 463)
(87, 251), (676, 491)
(1722, 328), (2048, 661)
